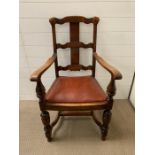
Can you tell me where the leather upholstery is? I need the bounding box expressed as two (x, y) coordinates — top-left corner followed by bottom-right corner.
(45, 76), (107, 103)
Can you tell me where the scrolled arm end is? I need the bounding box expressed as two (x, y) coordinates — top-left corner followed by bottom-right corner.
(30, 74), (40, 82)
(112, 69), (122, 80)
(93, 53), (122, 80)
(30, 54), (57, 82)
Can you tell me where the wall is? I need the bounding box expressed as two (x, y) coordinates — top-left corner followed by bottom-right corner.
(19, 0), (135, 100)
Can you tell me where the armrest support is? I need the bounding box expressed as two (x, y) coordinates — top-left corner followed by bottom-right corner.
(30, 54), (57, 82)
(94, 52), (122, 103)
(93, 53), (122, 80)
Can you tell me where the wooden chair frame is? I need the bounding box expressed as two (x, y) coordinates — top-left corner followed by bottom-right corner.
(30, 16), (122, 142)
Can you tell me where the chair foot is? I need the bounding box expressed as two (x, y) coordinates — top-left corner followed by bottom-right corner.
(40, 111), (52, 142)
(101, 126), (107, 140)
(91, 110), (112, 141)
(47, 137), (52, 142)
(101, 109), (112, 140)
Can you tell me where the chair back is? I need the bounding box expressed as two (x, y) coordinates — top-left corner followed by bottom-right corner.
(49, 16), (99, 77)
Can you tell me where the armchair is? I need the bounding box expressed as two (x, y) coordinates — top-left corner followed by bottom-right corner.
(30, 16), (122, 142)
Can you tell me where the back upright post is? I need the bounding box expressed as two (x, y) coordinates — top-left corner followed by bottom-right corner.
(50, 19), (59, 77)
(92, 17), (99, 77)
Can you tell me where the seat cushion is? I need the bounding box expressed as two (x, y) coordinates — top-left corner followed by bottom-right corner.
(45, 76), (107, 103)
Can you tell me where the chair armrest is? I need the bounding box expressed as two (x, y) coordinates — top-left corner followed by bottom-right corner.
(30, 54), (57, 82)
(93, 53), (122, 80)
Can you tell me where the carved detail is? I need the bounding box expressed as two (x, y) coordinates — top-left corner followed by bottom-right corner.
(49, 16), (100, 77)
(98, 78), (115, 140)
(49, 16), (99, 25)
(56, 42), (93, 49)
(58, 64), (93, 71)
(101, 110), (112, 140)
(40, 111), (52, 142)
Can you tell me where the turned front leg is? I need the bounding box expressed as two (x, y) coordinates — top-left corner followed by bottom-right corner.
(101, 109), (112, 140)
(40, 111), (52, 142)
(100, 77), (115, 140)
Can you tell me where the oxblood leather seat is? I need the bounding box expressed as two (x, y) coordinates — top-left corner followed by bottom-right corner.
(46, 76), (107, 103)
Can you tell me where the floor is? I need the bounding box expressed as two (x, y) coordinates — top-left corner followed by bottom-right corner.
(19, 100), (135, 155)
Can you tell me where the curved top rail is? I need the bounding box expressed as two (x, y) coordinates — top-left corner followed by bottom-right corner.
(49, 16), (99, 25)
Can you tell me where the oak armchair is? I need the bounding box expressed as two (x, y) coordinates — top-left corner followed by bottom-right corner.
(30, 16), (122, 142)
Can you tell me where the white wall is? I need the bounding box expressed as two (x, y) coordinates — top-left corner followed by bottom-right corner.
(19, 0), (135, 100)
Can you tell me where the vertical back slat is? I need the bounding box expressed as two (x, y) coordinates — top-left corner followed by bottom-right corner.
(70, 22), (80, 65)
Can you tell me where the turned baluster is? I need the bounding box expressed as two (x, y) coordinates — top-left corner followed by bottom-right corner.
(36, 79), (52, 141)
(101, 78), (116, 140)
